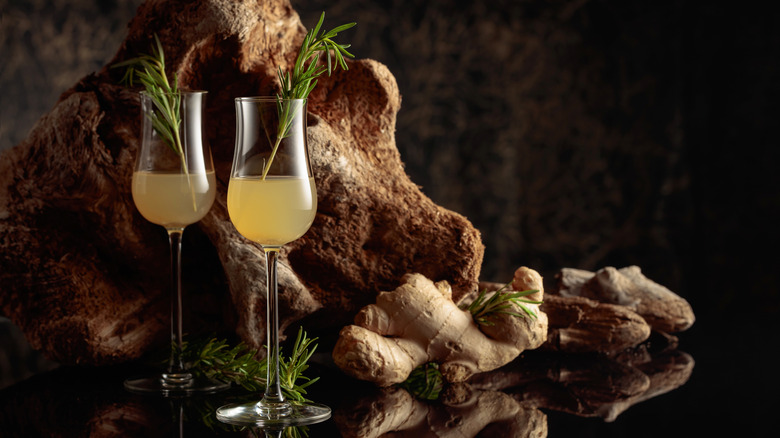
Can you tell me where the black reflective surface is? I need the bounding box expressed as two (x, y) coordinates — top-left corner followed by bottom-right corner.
(0, 315), (774, 437)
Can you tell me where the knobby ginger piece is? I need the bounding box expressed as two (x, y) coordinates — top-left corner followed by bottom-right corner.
(332, 270), (548, 386)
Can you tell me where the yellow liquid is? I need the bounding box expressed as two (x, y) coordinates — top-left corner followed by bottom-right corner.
(227, 176), (317, 246)
(132, 171), (216, 228)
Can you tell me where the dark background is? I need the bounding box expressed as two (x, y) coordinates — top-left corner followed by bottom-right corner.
(2, 0), (779, 435)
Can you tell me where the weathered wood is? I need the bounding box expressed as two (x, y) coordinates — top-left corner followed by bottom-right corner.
(554, 266), (695, 333)
(0, 0), (484, 365)
(540, 294), (651, 354)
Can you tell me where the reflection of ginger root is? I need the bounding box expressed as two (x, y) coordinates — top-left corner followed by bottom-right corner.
(332, 271), (548, 386)
(333, 385), (548, 438)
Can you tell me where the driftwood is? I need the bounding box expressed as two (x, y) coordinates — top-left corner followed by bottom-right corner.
(554, 266), (695, 333)
(539, 294), (650, 354)
(0, 0), (484, 365)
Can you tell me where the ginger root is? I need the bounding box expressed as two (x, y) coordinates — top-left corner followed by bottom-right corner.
(332, 269), (548, 386)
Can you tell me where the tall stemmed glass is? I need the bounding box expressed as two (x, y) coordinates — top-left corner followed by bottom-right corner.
(216, 97), (329, 426)
(125, 90), (230, 395)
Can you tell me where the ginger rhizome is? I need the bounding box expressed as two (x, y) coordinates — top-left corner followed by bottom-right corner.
(332, 268), (548, 386)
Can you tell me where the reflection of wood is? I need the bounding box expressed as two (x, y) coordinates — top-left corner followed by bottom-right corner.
(468, 353), (649, 415)
(468, 342), (695, 422)
(0, 0), (484, 365)
(595, 349), (695, 421)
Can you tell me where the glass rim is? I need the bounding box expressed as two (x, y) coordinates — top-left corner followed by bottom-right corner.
(235, 96), (307, 103)
(139, 90), (208, 96)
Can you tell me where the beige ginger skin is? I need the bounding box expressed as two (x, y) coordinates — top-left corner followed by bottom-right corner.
(332, 267), (549, 386)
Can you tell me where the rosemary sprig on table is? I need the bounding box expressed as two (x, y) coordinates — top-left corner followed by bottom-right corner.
(278, 326), (321, 402)
(261, 12), (356, 180)
(188, 328), (320, 402)
(461, 282), (542, 326)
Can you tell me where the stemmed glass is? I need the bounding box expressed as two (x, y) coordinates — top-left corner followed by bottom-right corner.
(125, 90), (230, 395)
(216, 97), (330, 426)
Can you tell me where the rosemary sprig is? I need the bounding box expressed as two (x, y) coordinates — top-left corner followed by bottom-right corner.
(277, 12), (356, 101)
(113, 35), (197, 210)
(461, 282), (542, 326)
(114, 34), (183, 158)
(398, 362), (444, 400)
(189, 338), (266, 391)
(278, 326), (321, 403)
(261, 12), (356, 180)
(188, 328), (321, 403)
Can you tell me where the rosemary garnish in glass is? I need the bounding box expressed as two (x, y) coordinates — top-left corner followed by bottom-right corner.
(113, 35), (197, 210)
(262, 12), (356, 180)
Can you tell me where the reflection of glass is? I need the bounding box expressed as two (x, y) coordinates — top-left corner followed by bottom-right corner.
(124, 91), (229, 395)
(216, 97), (330, 427)
(250, 425), (302, 438)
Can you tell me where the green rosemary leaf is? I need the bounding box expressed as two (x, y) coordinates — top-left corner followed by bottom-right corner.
(399, 363), (443, 400)
(463, 281), (542, 326)
(153, 33), (165, 66)
(325, 45), (332, 74)
(186, 329), (321, 403)
(311, 12), (325, 43)
(326, 22), (357, 36)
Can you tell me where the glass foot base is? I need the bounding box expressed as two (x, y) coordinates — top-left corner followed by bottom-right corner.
(124, 374), (230, 396)
(216, 401), (331, 427)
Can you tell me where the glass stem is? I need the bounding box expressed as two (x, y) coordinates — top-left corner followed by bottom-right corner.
(264, 428), (284, 438)
(259, 247), (291, 417)
(164, 227), (192, 386)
